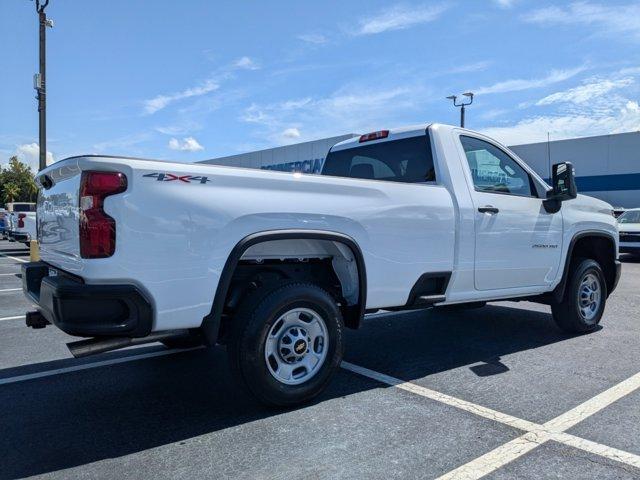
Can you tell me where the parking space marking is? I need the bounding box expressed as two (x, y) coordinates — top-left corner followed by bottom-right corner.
(341, 361), (539, 432)
(554, 432), (640, 469)
(0, 252), (27, 263)
(0, 273), (20, 276)
(0, 288), (22, 293)
(437, 431), (549, 480)
(341, 361), (640, 477)
(0, 347), (203, 386)
(544, 371), (640, 432)
(0, 315), (25, 322)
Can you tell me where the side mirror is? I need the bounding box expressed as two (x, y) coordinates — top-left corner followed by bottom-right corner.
(551, 162), (577, 201)
(543, 162), (577, 213)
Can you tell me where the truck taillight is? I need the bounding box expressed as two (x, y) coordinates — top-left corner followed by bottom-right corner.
(79, 171), (127, 258)
(18, 213), (26, 228)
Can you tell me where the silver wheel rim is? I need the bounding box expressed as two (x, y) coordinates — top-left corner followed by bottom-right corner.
(578, 272), (601, 322)
(264, 307), (329, 386)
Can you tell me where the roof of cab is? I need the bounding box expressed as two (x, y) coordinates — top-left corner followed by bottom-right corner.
(330, 123), (444, 151)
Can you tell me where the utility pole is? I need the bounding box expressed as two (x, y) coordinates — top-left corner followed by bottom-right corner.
(34, 0), (53, 171)
(446, 92), (474, 128)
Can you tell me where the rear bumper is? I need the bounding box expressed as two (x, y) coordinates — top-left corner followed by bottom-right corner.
(21, 262), (153, 338)
(10, 231), (30, 242)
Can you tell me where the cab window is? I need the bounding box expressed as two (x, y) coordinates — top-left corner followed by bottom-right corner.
(323, 135), (436, 183)
(460, 136), (536, 197)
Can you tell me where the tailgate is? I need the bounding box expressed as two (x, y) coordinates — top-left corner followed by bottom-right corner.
(36, 159), (83, 272)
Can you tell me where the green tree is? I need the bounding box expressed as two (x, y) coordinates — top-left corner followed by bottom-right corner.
(2, 182), (21, 203)
(0, 156), (38, 205)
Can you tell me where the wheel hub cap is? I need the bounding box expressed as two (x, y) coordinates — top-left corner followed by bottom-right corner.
(578, 272), (601, 321)
(264, 308), (329, 385)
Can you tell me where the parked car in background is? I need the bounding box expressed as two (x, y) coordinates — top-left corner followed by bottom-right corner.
(618, 208), (640, 257)
(0, 208), (7, 239)
(5, 202), (36, 245)
(8, 212), (37, 245)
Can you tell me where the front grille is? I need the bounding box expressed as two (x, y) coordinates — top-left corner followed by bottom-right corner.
(619, 233), (640, 243)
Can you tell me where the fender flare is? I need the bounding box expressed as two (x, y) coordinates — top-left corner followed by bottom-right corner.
(552, 230), (617, 303)
(200, 229), (368, 345)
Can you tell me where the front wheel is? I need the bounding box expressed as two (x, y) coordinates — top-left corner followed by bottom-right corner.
(228, 282), (344, 407)
(551, 258), (606, 333)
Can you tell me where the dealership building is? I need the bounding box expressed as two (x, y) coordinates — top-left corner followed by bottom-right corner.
(199, 130), (640, 208)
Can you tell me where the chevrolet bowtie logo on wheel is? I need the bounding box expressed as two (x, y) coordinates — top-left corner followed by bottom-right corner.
(294, 340), (307, 354)
(143, 172), (211, 184)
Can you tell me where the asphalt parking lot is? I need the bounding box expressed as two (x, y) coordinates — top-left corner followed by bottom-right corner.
(0, 240), (639, 479)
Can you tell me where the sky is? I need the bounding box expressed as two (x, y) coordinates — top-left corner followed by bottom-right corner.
(1, 0), (639, 170)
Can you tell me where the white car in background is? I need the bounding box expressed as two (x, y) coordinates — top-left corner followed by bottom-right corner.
(618, 208), (640, 257)
(5, 202), (37, 246)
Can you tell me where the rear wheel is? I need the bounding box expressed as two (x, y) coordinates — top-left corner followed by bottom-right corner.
(228, 282), (344, 407)
(551, 258), (606, 333)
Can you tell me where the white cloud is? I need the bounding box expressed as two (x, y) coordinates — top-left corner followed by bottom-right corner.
(354, 3), (449, 35)
(536, 77), (634, 106)
(240, 85), (424, 145)
(481, 101), (640, 145)
(281, 127), (301, 139)
(168, 137), (204, 152)
(297, 33), (328, 45)
(233, 56), (259, 70)
(523, 2), (640, 40)
(475, 67), (586, 95)
(144, 79), (219, 114)
(493, 0), (517, 8)
(14, 143), (54, 170)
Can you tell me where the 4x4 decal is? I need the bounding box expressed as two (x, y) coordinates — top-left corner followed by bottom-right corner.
(143, 173), (211, 184)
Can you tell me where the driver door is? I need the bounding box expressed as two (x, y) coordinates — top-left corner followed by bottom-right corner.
(459, 135), (563, 291)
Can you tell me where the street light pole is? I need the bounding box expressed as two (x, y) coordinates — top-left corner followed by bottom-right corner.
(446, 92), (474, 128)
(34, 0), (52, 172)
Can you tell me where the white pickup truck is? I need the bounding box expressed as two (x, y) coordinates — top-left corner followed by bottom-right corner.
(22, 123), (620, 406)
(5, 202), (37, 245)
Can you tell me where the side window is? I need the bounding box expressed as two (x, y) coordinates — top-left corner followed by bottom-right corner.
(460, 136), (535, 197)
(322, 135), (436, 183)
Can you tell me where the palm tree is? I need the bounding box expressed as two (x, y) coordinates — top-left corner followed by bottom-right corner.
(2, 183), (21, 203)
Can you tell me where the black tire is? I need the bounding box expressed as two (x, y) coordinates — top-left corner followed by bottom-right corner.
(228, 282), (344, 407)
(551, 258), (606, 333)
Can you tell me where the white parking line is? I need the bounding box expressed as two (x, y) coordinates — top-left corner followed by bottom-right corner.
(438, 432), (549, 480)
(341, 362), (539, 432)
(545, 371), (640, 432)
(0, 315), (25, 322)
(0, 252), (27, 263)
(0, 273), (20, 276)
(0, 347), (203, 386)
(341, 361), (640, 477)
(0, 288), (22, 293)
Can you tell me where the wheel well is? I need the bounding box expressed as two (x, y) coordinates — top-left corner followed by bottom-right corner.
(557, 234), (617, 300)
(201, 232), (366, 345)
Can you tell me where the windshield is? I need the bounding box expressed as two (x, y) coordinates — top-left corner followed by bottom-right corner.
(618, 211), (640, 224)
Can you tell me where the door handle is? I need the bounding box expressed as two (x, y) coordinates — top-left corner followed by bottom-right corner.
(478, 206), (499, 214)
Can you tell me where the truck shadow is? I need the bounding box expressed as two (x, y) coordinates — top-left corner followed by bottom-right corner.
(0, 303), (576, 479)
